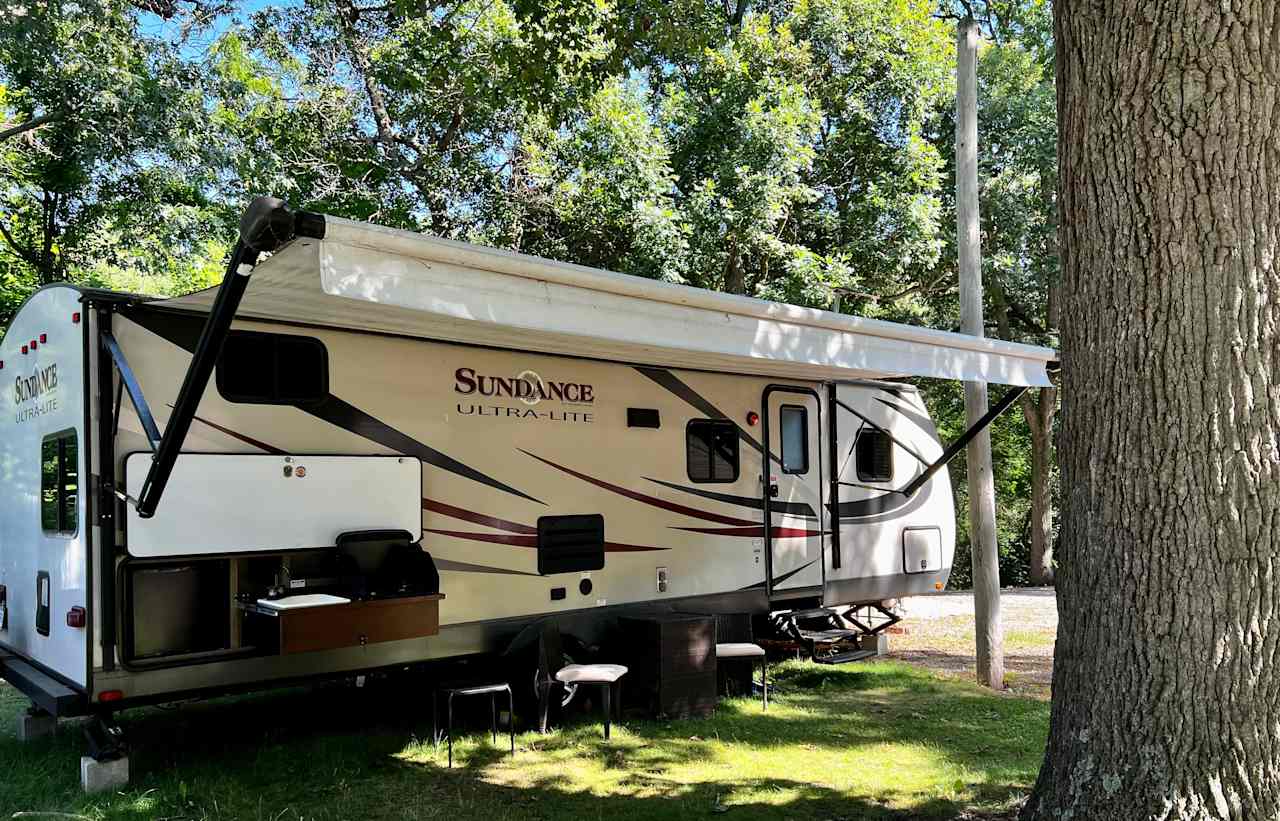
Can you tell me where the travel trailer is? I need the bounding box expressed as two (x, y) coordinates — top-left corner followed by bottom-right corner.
(0, 198), (1054, 771)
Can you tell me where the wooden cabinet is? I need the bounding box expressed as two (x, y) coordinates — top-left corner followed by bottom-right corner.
(245, 594), (443, 656)
(619, 614), (717, 718)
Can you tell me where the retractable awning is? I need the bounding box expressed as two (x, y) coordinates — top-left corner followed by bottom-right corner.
(155, 213), (1056, 387)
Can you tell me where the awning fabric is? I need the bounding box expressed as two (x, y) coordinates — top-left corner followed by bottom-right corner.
(155, 215), (1056, 387)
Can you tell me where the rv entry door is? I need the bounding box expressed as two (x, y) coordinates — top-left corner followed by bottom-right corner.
(762, 387), (824, 599)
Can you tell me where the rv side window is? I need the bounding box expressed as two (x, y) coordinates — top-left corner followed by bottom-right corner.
(779, 405), (809, 474)
(40, 430), (78, 536)
(855, 428), (894, 483)
(686, 420), (739, 483)
(217, 332), (328, 405)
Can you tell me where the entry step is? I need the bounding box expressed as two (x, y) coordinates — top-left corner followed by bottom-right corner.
(813, 649), (878, 665)
(796, 627), (864, 644)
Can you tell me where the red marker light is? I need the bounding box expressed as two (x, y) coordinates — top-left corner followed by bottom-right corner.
(98, 690), (124, 703)
(746, 411), (760, 427)
(39, 333), (46, 344)
(21, 345), (27, 355)
(29, 340), (36, 350)
(71, 312), (80, 324)
(0, 361), (4, 370)
(66, 606), (86, 628)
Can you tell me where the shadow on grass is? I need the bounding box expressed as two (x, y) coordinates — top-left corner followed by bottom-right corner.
(0, 661), (1045, 821)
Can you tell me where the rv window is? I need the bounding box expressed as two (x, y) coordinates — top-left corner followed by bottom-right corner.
(217, 332), (329, 405)
(40, 430), (78, 536)
(779, 405), (809, 474)
(686, 420), (739, 483)
(855, 428), (894, 483)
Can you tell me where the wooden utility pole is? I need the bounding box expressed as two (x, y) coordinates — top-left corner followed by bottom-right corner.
(955, 15), (1004, 689)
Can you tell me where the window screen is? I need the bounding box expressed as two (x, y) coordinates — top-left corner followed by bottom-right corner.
(217, 332), (328, 405)
(779, 405), (809, 474)
(41, 430), (78, 536)
(687, 420), (739, 483)
(855, 428), (894, 482)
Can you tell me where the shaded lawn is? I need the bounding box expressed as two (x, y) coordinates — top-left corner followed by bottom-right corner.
(0, 661), (1047, 820)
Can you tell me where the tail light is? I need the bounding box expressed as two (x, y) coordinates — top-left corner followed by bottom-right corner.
(66, 606), (86, 628)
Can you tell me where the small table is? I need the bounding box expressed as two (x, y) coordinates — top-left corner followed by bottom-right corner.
(432, 681), (515, 768)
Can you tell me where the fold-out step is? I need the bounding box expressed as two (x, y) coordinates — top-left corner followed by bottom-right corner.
(813, 648), (878, 665)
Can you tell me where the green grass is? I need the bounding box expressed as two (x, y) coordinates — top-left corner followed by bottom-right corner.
(0, 661), (1047, 820)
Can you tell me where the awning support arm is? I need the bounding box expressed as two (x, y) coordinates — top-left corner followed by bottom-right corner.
(101, 330), (162, 452)
(132, 197), (324, 519)
(898, 384), (1029, 498)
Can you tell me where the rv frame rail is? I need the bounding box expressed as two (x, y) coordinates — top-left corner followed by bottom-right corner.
(131, 197), (325, 519)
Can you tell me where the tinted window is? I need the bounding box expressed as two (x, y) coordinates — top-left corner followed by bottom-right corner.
(687, 420), (740, 483)
(856, 428), (894, 482)
(41, 430), (78, 536)
(779, 405), (809, 474)
(217, 332), (328, 405)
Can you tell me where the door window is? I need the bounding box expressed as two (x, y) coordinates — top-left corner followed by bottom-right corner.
(779, 405), (809, 474)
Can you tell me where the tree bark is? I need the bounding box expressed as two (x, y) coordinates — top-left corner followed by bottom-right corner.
(1024, 1), (1280, 818)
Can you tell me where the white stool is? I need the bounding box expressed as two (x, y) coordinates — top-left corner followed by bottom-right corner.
(555, 663), (628, 739)
(716, 642), (768, 709)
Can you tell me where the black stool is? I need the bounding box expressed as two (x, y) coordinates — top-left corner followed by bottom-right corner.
(432, 681), (515, 767)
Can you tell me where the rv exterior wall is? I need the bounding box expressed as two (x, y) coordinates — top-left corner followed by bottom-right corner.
(0, 286), (90, 687)
(0, 285), (958, 703)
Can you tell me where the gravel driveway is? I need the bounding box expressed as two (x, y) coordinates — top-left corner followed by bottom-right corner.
(887, 587), (1058, 699)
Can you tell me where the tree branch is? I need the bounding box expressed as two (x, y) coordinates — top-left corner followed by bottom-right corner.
(0, 113), (61, 143)
(0, 218), (38, 266)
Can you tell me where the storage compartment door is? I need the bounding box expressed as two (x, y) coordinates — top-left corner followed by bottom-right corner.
(902, 527), (942, 574)
(125, 454), (422, 557)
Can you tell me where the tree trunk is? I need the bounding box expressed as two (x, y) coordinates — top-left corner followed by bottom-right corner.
(1020, 386), (1056, 586)
(1024, 1), (1280, 818)
(724, 242), (744, 294)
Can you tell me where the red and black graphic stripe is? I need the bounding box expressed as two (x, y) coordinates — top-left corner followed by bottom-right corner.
(740, 559), (818, 590)
(520, 449), (758, 527)
(634, 366), (766, 455)
(189, 411), (288, 455)
(874, 396), (937, 438)
(126, 305), (542, 504)
(423, 497), (667, 552)
(644, 476), (817, 518)
(674, 525), (823, 539)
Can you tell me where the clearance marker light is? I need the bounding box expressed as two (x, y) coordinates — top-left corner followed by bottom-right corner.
(21, 345), (27, 355)
(98, 690), (124, 703)
(746, 411), (760, 427)
(71, 312), (80, 324)
(29, 340), (37, 350)
(39, 333), (46, 343)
